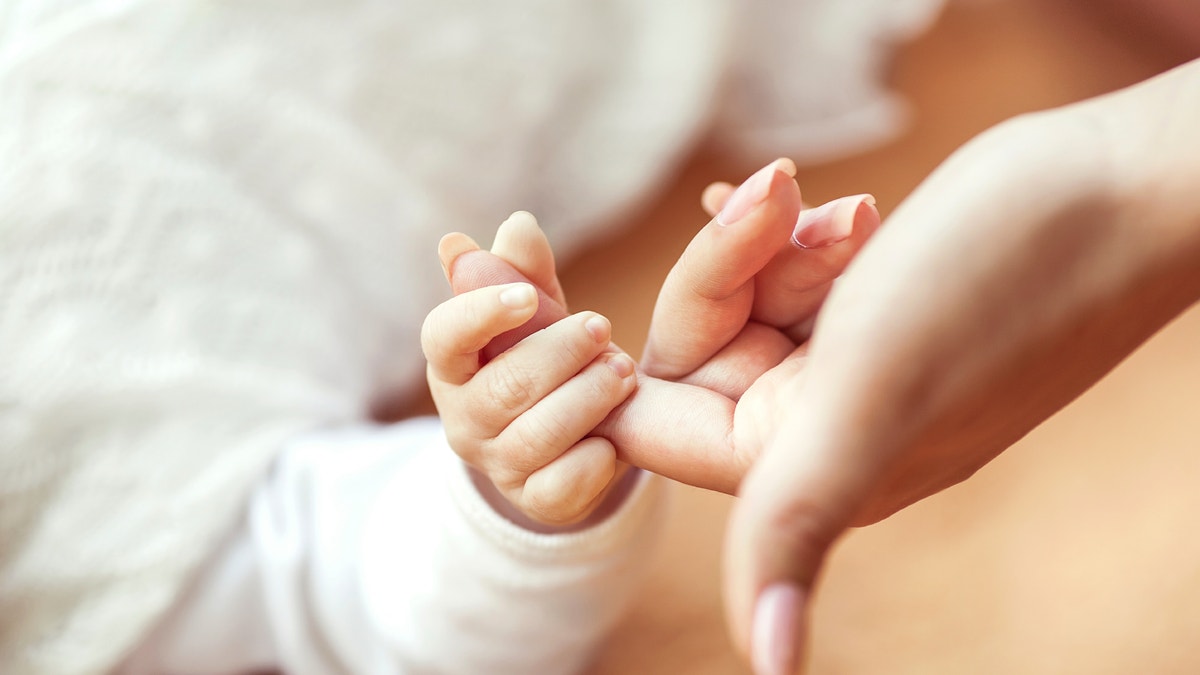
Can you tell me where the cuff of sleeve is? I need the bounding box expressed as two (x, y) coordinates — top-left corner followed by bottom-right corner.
(443, 448), (667, 565)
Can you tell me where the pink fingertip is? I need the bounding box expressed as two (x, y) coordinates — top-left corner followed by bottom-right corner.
(751, 582), (804, 675)
(718, 160), (791, 226)
(792, 194), (875, 249)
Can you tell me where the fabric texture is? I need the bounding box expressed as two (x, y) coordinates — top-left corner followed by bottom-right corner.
(119, 419), (666, 675)
(0, 1), (943, 672)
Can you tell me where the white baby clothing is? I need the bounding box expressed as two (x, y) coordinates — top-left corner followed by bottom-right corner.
(0, 0), (943, 672)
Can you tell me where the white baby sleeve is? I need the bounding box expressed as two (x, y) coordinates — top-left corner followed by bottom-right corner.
(121, 418), (667, 675)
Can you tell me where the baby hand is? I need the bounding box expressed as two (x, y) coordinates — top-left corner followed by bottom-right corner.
(422, 213), (638, 530)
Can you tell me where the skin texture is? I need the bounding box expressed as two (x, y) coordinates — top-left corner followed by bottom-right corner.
(446, 249), (568, 362)
(696, 60), (1200, 674)
(428, 56), (1200, 675)
(424, 215), (638, 530)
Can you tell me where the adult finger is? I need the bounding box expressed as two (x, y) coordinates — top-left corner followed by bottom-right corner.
(702, 183), (884, 333)
(752, 195), (882, 336)
(677, 323), (799, 401)
(641, 159), (802, 380)
(723, 378), (889, 675)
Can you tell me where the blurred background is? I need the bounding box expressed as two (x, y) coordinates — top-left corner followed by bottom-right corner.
(533, 1), (1200, 673)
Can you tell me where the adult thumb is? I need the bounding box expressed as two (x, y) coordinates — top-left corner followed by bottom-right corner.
(723, 394), (882, 675)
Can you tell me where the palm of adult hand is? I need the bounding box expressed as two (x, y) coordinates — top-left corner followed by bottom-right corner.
(653, 308), (812, 487)
(726, 339), (809, 479)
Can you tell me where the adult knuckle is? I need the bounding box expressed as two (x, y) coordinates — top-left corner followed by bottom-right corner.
(678, 254), (728, 301)
(763, 496), (842, 565)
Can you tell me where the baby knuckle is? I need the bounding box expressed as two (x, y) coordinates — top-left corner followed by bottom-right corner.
(443, 426), (480, 462)
(422, 310), (469, 367)
(585, 362), (625, 400)
(522, 491), (581, 526)
(549, 338), (587, 372)
(510, 416), (571, 461)
(485, 362), (537, 411)
(485, 460), (529, 495)
(419, 313), (444, 361)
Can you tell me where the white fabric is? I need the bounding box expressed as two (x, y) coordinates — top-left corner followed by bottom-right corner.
(716, 0), (945, 163)
(118, 419), (666, 675)
(0, 1), (943, 673)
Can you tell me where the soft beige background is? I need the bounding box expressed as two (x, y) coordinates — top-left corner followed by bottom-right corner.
(559, 2), (1199, 673)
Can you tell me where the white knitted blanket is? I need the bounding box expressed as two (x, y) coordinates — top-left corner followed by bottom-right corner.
(0, 1), (941, 672)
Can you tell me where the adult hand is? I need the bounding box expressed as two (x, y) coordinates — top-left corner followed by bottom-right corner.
(631, 160), (881, 491)
(724, 60), (1200, 674)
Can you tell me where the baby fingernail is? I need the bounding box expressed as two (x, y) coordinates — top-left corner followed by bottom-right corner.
(792, 194), (875, 249)
(436, 232), (481, 283)
(585, 314), (610, 342)
(604, 353), (635, 378)
(499, 283), (536, 309)
(717, 159), (790, 227)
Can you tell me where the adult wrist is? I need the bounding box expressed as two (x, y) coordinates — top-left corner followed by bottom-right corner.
(1102, 59), (1200, 301)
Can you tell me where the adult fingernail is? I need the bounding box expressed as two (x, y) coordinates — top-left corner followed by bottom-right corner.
(792, 194), (876, 249)
(717, 159), (792, 226)
(771, 157), (798, 178)
(752, 582), (804, 675)
(499, 283), (536, 309)
(604, 353), (635, 379)
(584, 314), (610, 343)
